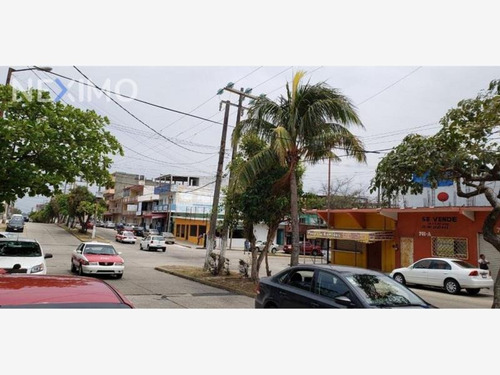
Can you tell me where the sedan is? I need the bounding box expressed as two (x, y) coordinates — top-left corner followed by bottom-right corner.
(0, 275), (134, 308)
(140, 235), (166, 252)
(255, 264), (433, 308)
(115, 230), (136, 244)
(0, 238), (53, 274)
(71, 242), (124, 279)
(390, 257), (493, 295)
(255, 240), (278, 254)
(283, 241), (323, 256)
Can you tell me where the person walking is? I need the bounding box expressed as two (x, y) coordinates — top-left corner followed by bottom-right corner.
(244, 239), (250, 254)
(478, 254), (490, 270)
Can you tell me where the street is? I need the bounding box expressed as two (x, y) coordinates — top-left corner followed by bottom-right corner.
(22, 222), (494, 309)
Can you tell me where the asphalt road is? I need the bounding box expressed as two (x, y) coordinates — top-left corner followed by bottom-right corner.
(21, 222), (495, 309)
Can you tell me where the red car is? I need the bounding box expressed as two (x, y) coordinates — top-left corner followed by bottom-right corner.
(283, 241), (323, 256)
(0, 274), (134, 308)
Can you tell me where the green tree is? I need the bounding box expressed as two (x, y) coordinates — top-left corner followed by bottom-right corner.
(0, 85), (123, 204)
(370, 79), (500, 308)
(234, 71), (366, 266)
(67, 186), (101, 233)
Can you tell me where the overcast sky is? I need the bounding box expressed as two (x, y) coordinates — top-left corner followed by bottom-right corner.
(2, 65), (499, 212)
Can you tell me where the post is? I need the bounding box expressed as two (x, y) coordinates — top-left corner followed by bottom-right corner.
(326, 157), (331, 264)
(204, 100), (231, 270)
(91, 201), (98, 239)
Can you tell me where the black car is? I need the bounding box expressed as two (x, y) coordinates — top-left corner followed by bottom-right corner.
(6, 216), (24, 232)
(255, 264), (434, 309)
(133, 227), (145, 237)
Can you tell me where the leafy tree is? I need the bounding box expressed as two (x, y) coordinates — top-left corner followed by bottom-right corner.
(370, 79), (500, 308)
(67, 186), (102, 233)
(0, 85), (123, 204)
(234, 71), (366, 266)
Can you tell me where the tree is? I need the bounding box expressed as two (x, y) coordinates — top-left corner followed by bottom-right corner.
(0, 85), (123, 204)
(370, 79), (500, 308)
(234, 71), (366, 266)
(67, 186), (100, 233)
(301, 177), (372, 209)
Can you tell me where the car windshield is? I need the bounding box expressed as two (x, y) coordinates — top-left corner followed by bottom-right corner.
(152, 236), (164, 241)
(451, 260), (476, 268)
(123, 232), (134, 237)
(346, 273), (427, 307)
(0, 241), (42, 257)
(9, 218), (23, 224)
(84, 245), (117, 255)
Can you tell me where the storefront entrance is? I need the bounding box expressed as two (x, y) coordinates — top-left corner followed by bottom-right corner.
(367, 241), (382, 271)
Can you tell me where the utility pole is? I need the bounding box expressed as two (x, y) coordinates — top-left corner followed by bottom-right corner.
(204, 100), (231, 271)
(326, 157), (331, 264)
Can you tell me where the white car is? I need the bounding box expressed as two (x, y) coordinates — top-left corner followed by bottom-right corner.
(71, 242), (124, 279)
(140, 235), (166, 252)
(390, 257), (493, 295)
(115, 230), (136, 244)
(0, 238), (53, 274)
(255, 240), (278, 254)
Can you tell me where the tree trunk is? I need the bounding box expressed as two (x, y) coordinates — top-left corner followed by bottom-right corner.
(482, 188), (500, 308)
(256, 222), (279, 278)
(289, 166), (300, 266)
(217, 226), (229, 275)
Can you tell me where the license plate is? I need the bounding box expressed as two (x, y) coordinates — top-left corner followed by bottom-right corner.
(481, 274), (487, 278)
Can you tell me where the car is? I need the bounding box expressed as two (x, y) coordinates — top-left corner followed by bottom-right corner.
(390, 257), (494, 295)
(133, 227), (145, 237)
(163, 232), (175, 244)
(283, 241), (323, 256)
(115, 223), (125, 232)
(6, 215), (24, 232)
(144, 228), (160, 236)
(86, 221), (94, 229)
(255, 264), (434, 308)
(71, 242), (125, 279)
(115, 230), (137, 244)
(105, 221), (115, 229)
(0, 274), (134, 308)
(255, 240), (278, 254)
(0, 238), (53, 274)
(0, 232), (17, 239)
(140, 235), (166, 252)
(96, 220), (105, 227)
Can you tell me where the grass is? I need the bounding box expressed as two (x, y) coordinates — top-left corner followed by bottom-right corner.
(156, 265), (258, 298)
(57, 224), (109, 243)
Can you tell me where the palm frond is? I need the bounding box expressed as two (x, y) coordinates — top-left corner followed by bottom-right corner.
(235, 148), (280, 188)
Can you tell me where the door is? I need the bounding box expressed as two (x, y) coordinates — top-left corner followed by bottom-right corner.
(278, 269), (315, 308)
(367, 242), (382, 271)
(400, 237), (414, 267)
(428, 259), (452, 286)
(407, 258), (432, 284)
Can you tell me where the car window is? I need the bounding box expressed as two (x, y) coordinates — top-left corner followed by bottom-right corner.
(314, 271), (352, 300)
(430, 260), (451, 270)
(413, 259), (432, 269)
(152, 236), (164, 241)
(285, 270), (314, 292)
(84, 244), (117, 255)
(451, 260), (476, 268)
(0, 241), (42, 257)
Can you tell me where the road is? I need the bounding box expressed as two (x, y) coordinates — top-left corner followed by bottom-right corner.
(22, 222), (494, 309)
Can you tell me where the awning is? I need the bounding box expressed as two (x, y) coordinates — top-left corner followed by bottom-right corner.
(143, 214), (168, 219)
(307, 229), (394, 243)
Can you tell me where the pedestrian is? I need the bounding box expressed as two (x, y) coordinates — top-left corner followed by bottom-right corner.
(244, 239), (250, 254)
(197, 233), (203, 245)
(478, 253), (490, 270)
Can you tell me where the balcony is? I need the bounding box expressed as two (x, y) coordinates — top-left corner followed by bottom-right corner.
(122, 196), (138, 204)
(152, 204), (169, 213)
(154, 184), (178, 194)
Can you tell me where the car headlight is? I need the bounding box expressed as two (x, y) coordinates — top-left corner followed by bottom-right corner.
(88, 262), (99, 266)
(31, 263), (44, 273)
(114, 262), (124, 266)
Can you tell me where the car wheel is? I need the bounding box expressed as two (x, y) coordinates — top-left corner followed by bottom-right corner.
(147, 245), (150, 251)
(162, 247), (166, 252)
(70, 260), (76, 273)
(78, 264), (84, 276)
(115, 274), (123, 279)
(271, 247), (277, 254)
(393, 273), (406, 285)
(466, 288), (480, 295)
(140, 243), (143, 250)
(255, 247), (260, 252)
(444, 278), (461, 294)
(265, 302), (278, 308)
(312, 250), (318, 256)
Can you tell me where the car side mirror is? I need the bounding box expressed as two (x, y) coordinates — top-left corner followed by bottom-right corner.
(44, 253), (53, 259)
(118, 252), (122, 255)
(334, 296), (355, 307)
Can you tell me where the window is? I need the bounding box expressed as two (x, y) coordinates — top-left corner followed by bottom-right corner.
(285, 269), (314, 292)
(432, 237), (468, 259)
(189, 225), (197, 237)
(430, 260), (451, 270)
(198, 225), (206, 235)
(413, 259), (432, 269)
(231, 229), (244, 238)
(314, 271), (351, 300)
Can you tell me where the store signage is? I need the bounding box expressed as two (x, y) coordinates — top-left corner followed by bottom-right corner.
(421, 216), (457, 230)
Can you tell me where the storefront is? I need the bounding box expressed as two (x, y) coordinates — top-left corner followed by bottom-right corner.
(174, 217), (209, 245)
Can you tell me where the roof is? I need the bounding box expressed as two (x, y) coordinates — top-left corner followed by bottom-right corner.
(0, 275), (133, 307)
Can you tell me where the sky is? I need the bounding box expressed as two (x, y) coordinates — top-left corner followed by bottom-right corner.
(2, 65), (500, 213)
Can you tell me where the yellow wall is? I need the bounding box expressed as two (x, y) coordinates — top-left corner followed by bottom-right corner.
(174, 218), (210, 245)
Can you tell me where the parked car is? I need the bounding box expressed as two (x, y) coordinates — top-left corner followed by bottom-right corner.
(0, 232), (17, 239)
(133, 227), (145, 237)
(96, 220), (105, 227)
(144, 228), (160, 236)
(71, 242), (124, 279)
(0, 274), (134, 308)
(283, 241), (323, 256)
(255, 264), (434, 308)
(6, 216), (24, 232)
(86, 221), (94, 229)
(105, 221), (115, 229)
(0, 238), (53, 274)
(163, 232), (175, 244)
(255, 240), (278, 254)
(390, 257), (494, 295)
(140, 235), (166, 252)
(115, 223), (125, 232)
(115, 230), (137, 244)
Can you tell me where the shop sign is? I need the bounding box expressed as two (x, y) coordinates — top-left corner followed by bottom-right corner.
(421, 216), (457, 230)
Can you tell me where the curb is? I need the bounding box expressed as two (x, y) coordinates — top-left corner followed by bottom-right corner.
(155, 266), (257, 299)
(57, 224), (109, 243)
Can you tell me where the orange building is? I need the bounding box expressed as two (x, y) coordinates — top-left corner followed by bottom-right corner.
(310, 207), (500, 277)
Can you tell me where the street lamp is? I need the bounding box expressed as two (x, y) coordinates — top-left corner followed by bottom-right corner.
(2, 66), (53, 223)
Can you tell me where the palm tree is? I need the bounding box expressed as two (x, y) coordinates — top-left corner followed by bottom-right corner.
(233, 71), (366, 266)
